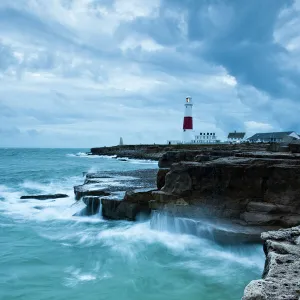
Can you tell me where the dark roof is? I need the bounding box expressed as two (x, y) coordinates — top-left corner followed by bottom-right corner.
(248, 131), (294, 140)
(228, 132), (245, 139)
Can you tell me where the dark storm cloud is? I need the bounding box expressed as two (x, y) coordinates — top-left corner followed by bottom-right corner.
(158, 0), (300, 99)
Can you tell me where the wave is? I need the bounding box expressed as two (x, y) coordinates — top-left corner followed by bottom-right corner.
(115, 157), (158, 165)
(0, 174), (84, 221)
(66, 152), (157, 165)
(67, 153), (117, 159)
(38, 219), (264, 271)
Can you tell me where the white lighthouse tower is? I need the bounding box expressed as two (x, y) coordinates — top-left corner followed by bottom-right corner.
(182, 96), (194, 143)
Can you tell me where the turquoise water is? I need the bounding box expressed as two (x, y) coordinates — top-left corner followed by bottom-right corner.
(0, 148), (264, 300)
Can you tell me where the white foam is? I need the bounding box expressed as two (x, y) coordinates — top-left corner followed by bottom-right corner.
(0, 174), (90, 222)
(67, 153), (117, 159)
(116, 157), (158, 165)
(64, 267), (104, 287)
(129, 159), (158, 165)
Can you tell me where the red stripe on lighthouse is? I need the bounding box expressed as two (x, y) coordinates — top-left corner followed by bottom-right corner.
(183, 117), (193, 130)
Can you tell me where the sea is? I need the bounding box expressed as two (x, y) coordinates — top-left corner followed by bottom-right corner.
(0, 148), (264, 300)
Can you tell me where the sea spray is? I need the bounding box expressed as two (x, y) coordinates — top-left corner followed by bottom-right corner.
(150, 211), (263, 244)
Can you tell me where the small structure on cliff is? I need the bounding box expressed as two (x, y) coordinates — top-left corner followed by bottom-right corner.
(119, 137), (124, 146)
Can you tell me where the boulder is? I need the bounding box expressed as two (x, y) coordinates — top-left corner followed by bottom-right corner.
(74, 185), (110, 200)
(20, 194), (69, 200)
(243, 226), (300, 300)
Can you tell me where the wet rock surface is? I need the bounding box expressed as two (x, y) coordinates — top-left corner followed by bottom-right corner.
(20, 194), (69, 200)
(74, 185), (110, 201)
(101, 199), (149, 221)
(74, 169), (158, 219)
(243, 226), (300, 300)
(101, 188), (156, 221)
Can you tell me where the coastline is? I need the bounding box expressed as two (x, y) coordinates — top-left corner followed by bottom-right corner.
(87, 143), (300, 299)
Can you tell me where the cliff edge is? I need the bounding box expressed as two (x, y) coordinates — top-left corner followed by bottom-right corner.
(243, 226), (300, 300)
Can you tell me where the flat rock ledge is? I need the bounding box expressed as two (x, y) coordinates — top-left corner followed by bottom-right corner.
(74, 185), (110, 201)
(243, 226), (300, 300)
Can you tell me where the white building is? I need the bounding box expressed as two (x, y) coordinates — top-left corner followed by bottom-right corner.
(193, 132), (217, 144)
(227, 131), (246, 143)
(248, 131), (300, 143)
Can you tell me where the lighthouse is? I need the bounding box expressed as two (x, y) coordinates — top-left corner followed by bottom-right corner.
(183, 96), (194, 143)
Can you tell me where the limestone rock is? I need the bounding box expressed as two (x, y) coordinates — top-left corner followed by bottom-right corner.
(243, 226), (300, 300)
(246, 202), (293, 213)
(152, 190), (179, 202)
(162, 170), (192, 196)
(101, 199), (149, 221)
(101, 188), (155, 221)
(160, 158), (300, 226)
(158, 151), (204, 168)
(74, 185), (110, 201)
(123, 188), (156, 204)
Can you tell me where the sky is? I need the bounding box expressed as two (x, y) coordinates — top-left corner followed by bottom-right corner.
(0, 0), (300, 147)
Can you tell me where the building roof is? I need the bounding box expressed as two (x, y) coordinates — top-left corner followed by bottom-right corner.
(228, 132), (245, 139)
(248, 131), (294, 140)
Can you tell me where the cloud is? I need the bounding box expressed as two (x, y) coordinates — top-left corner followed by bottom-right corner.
(0, 0), (299, 147)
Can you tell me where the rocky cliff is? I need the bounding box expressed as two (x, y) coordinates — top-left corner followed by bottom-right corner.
(90, 143), (270, 161)
(152, 157), (300, 228)
(243, 226), (300, 300)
